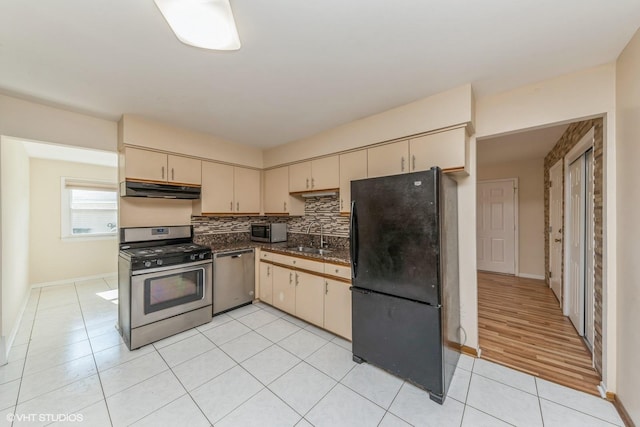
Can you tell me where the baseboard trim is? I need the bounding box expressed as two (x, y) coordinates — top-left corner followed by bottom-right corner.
(611, 394), (636, 427)
(2, 285), (34, 365)
(31, 272), (117, 288)
(460, 345), (478, 357)
(517, 273), (546, 280)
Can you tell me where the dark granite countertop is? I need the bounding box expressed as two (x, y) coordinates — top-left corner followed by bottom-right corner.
(208, 241), (351, 265)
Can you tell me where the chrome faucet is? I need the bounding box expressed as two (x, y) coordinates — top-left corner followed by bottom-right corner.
(306, 221), (325, 248)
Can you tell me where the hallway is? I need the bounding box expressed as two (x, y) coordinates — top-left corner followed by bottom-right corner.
(477, 271), (601, 396)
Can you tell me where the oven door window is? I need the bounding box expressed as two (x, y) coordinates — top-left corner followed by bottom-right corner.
(144, 269), (204, 314)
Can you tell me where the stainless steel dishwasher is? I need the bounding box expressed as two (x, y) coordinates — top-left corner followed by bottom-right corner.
(213, 248), (255, 314)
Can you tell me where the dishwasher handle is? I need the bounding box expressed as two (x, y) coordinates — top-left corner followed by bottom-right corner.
(215, 249), (255, 259)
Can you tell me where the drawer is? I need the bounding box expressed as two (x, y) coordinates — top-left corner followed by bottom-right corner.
(268, 252), (291, 266)
(291, 256), (324, 274)
(325, 263), (352, 280)
(260, 251), (272, 261)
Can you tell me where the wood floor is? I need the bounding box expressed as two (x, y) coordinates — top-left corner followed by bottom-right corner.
(478, 271), (601, 396)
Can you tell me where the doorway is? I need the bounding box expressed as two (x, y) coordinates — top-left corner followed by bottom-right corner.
(477, 179), (517, 275)
(565, 128), (596, 351)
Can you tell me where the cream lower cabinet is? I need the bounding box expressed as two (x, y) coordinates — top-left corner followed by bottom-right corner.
(259, 253), (352, 340)
(324, 278), (352, 340)
(272, 265), (296, 313)
(294, 271), (325, 327)
(259, 262), (273, 305)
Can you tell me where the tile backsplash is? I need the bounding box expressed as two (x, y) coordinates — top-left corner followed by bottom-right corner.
(192, 195), (350, 242)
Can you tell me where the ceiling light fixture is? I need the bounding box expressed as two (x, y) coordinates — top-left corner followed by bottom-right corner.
(154, 0), (241, 51)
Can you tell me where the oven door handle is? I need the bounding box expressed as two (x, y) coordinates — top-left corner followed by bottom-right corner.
(131, 259), (212, 276)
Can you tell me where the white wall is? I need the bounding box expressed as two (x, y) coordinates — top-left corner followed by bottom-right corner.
(0, 138), (31, 361)
(475, 63), (617, 391)
(615, 27), (640, 423)
(28, 158), (118, 284)
(478, 158), (545, 278)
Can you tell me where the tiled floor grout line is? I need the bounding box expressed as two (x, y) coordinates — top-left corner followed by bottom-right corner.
(73, 278), (114, 427)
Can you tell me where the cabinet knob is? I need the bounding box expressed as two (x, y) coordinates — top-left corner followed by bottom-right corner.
(289, 272), (293, 284)
(230, 201), (233, 211)
(311, 178), (315, 188)
(412, 155), (416, 171)
(401, 157), (405, 172)
(335, 268), (339, 273)
(161, 166), (165, 179)
(306, 178), (309, 189)
(325, 281), (328, 294)
(284, 201), (287, 211)
(237, 202), (240, 211)
(171, 168), (175, 180)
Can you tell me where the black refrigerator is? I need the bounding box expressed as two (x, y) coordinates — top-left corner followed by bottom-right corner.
(350, 167), (461, 404)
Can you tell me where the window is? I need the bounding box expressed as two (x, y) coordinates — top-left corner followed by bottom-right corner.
(61, 178), (118, 239)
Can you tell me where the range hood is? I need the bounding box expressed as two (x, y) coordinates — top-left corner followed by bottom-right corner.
(120, 181), (201, 199)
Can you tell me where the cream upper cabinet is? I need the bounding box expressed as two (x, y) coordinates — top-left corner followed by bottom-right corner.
(339, 150), (367, 214)
(234, 167), (261, 214)
(289, 161), (312, 193)
(409, 127), (467, 174)
(264, 166), (304, 215)
(289, 156), (339, 193)
(197, 162), (261, 215)
(272, 265), (296, 313)
(123, 147), (201, 185)
(123, 147), (169, 183)
(367, 141), (409, 178)
(294, 271), (325, 327)
(200, 162), (234, 214)
(167, 154), (201, 185)
(324, 278), (352, 340)
(259, 262), (273, 305)
(311, 156), (339, 191)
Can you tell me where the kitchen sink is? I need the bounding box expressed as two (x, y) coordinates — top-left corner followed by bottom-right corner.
(287, 246), (333, 255)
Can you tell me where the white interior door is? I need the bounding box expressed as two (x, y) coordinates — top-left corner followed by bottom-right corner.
(477, 180), (516, 274)
(549, 160), (563, 302)
(584, 149), (595, 350)
(568, 157), (585, 335)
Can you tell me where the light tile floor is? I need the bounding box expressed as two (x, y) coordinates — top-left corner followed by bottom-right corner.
(0, 276), (625, 427)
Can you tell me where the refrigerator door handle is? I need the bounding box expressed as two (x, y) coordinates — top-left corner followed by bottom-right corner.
(349, 286), (369, 294)
(350, 200), (358, 278)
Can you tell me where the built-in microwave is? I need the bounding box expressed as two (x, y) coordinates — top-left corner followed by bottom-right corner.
(250, 223), (287, 243)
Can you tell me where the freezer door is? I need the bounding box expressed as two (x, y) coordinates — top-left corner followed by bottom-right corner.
(351, 288), (445, 402)
(350, 170), (441, 305)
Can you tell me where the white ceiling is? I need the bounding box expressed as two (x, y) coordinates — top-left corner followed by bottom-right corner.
(1, 1), (638, 148)
(477, 124), (569, 166)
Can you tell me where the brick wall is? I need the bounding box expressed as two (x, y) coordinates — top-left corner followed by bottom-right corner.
(543, 118), (603, 375)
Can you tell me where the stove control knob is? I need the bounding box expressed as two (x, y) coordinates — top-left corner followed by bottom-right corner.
(190, 254), (196, 261)
(144, 261), (152, 268)
(157, 259), (163, 266)
(199, 253), (205, 260)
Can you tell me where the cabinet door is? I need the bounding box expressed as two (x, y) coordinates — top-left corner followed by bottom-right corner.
(324, 278), (352, 340)
(409, 128), (466, 172)
(311, 155), (339, 191)
(168, 155), (202, 185)
(272, 265), (296, 314)
(339, 150), (367, 214)
(295, 271), (325, 327)
(124, 147), (167, 182)
(201, 161), (234, 214)
(367, 140), (409, 178)
(259, 262), (273, 305)
(264, 167), (290, 214)
(289, 162), (312, 193)
(234, 167), (261, 214)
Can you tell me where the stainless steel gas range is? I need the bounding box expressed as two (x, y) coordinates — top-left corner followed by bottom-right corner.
(118, 225), (212, 350)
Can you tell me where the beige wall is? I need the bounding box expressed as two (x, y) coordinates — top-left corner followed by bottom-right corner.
(475, 63), (618, 390)
(119, 115), (263, 168)
(29, 158), (118, 284)
(0, 94), (117, 152)
(0, 138), (31, 359)
(478, 158), (545, 278)
(615, 27), (640, 424)
(263, 84), (475, 167)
